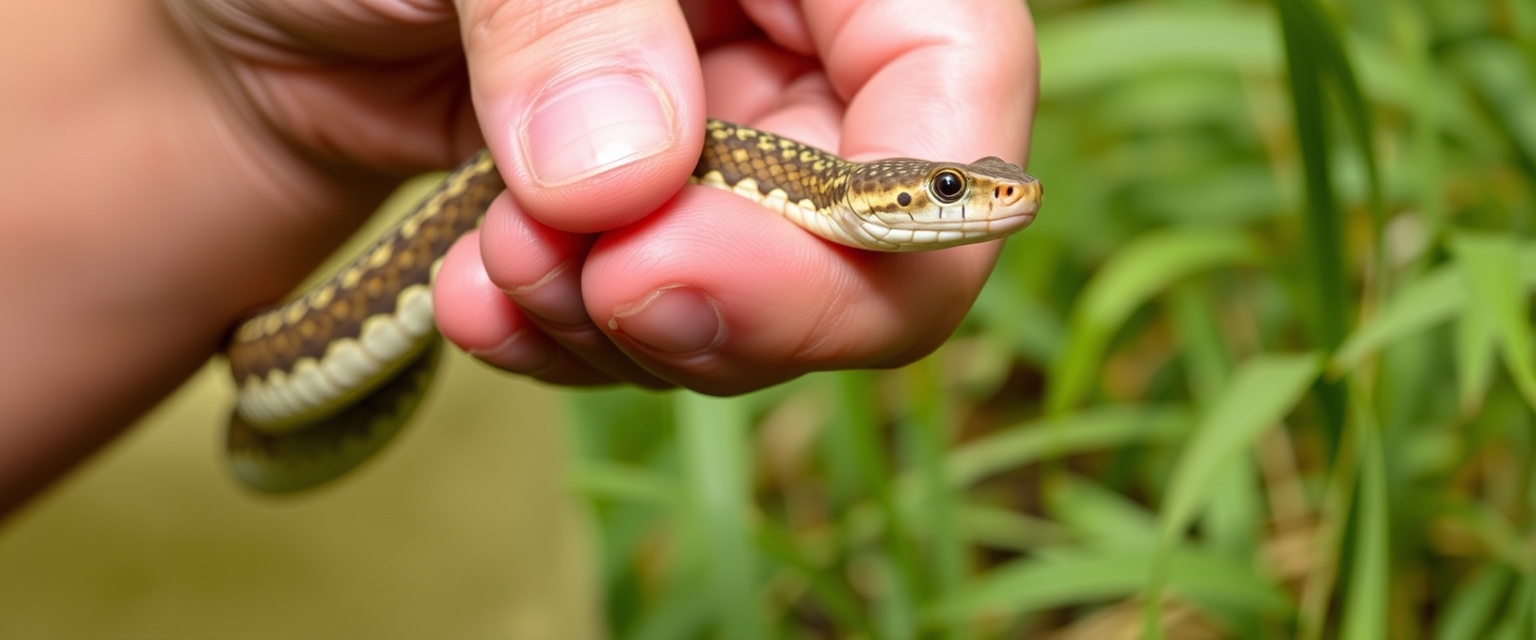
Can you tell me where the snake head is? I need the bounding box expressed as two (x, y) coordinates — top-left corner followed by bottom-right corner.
(839, 156), (1041, 251)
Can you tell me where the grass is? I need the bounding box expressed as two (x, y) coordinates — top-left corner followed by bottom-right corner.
(566, 0), (1536, 638)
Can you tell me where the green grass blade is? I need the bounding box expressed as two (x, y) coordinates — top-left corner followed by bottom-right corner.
(1153, 353), (1322, 543)
(821, 370), (881, 508)
(941, 406), (1191, 487)
(826, 370), (922, 632)
(625, 580), (715, 640)
(676, 392), (766, 639)
(1340, 379), (1388, 639)
(1037, 4), (1279, 99)
(569, 461), (681, 508)
(1333, 266), (1463, 372)
(1488, 573), (1536, 640)
(756, 522), (875, 637)
(1047, 229), (1262, 414)
(1391, 0), (1448, 260)
(1434, 563), (1513, 640)
(1201, 456), (1262, 559)
(1336, 241), (1536, 373)
(1451, 41), (1536, 185)
(956, 504), (1073, 552)
(870, 555), (918, 640)
(1453, 299), (1498, 415)
(1296, 0), (1385, 242)
(1297, 400), (1359, 640)
(1170, 284), (1234, 405)
(1144, 353), (1322, 633)
(1046, 475), (1157, 550)
(1453, 234), (1536, 411)
(1273, 0), (1352, 353)
(898, 357), (968, 640)
(924, 547), (1289, 625)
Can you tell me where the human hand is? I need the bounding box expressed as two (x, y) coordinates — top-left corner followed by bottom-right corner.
(174, 0), (1037, 395)
(430, 0), (1040, 394)
(60, 0), (1038, 403)
(0, 0), (1034, 512)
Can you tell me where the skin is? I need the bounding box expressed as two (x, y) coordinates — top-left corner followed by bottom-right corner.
(0, 0), (1037, 518)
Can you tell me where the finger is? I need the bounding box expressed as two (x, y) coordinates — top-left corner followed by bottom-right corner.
(808, 0), (1039, 164)
(175, 0), (461, 58)
(582, 188), (995, 395)
(174, 0), (486, 170)
(459, 0), (706, 232)
(732, 0), (815, 55)
(696, 42), (842, 144)
(429, 191), (671, 387)
(472, 192), (675, 387)
(435, 229), (621, 386)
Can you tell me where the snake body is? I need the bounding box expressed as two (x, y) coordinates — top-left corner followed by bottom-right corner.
(225, 119), (1042, 493)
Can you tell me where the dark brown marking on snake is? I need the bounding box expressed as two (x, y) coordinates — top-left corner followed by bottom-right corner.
(228, 151), (504, 382)
(694, 120), (849, 210)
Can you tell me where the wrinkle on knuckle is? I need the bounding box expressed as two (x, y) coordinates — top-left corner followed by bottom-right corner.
(823, 0), (1029, 107)
(355, 0), (458, 27)
(460, 0), (629, 57)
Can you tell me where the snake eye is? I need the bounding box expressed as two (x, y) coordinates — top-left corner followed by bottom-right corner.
(928, 169), (967, 204)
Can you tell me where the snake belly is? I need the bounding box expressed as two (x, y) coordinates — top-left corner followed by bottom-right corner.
(225, 119), (1042, 493)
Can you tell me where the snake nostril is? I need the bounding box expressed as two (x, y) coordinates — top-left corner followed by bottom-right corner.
(996, 184), (1029, 206)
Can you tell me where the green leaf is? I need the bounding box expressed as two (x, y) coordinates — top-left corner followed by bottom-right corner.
(1434, 564), (1513, 640)
(1047, 229), (1263, 414)
(1144, 353), (1322, 631)
(570, 461), (681, 507)
(1487, 573), (1536, 640)
(896, 357), (968, 640)
(626, 578), (714, 640)
(1037, 4), (1280, 98)
(957, 504), (1073, 552)
(1452, 234), (1536, 412)
(1273, 0), (1352, 353)
(1047, 475), (1158, 550)
(1333, 266), (1464, 372)
(676, 392), (765, 639)
(1453, 299), (1498, 415)
(924, 547), (1289, 625)
(943, 406), (1191, 487)
(1341, 380), (1388, 640)
(1336, 241), (1536, 373)
(1155, 353), (1323, 543)
(1296, 0), (1385, 241)
(756, 522), (875, 637)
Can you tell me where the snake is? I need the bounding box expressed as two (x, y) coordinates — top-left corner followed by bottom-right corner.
(223, 119), (1042, 493)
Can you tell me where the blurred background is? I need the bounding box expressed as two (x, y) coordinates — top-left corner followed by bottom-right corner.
(5, 0), (1536, 638)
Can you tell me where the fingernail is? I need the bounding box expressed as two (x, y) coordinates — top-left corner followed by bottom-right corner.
(505, 262), (590, 327)
(608, 286), (722, 355)
(521, 73), (674, 185)
(468, 330), (555, 375)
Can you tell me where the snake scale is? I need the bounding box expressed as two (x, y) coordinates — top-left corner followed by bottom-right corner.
(223, 119), (1042, 493)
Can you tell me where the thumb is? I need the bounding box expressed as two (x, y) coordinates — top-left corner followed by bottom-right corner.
(460, 0), (705, 232)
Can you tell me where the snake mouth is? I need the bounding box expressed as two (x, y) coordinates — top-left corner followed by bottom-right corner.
(885, 209), (1038, 234)
(992, 210), (1038, 232)
(857, 209), (1039, 251)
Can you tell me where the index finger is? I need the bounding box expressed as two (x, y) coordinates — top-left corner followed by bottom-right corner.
(804, 0), (1039, 165)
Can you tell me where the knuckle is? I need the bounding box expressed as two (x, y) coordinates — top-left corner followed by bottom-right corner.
(460, 0), (632, 56)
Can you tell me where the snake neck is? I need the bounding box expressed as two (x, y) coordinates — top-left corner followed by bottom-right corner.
(696, 119), (852, 212)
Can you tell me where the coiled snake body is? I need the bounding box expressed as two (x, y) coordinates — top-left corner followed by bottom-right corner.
(224, 119), (1042, 493)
